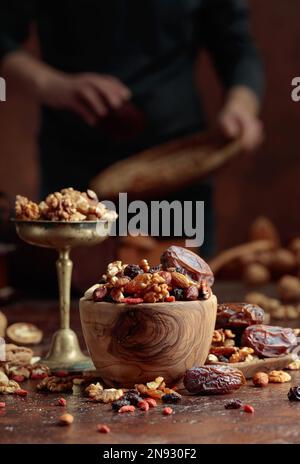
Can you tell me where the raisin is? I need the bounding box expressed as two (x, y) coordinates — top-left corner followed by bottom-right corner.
(172, 288), (184, 301)
(183, 365), (246, 395)
(149, 265), (162, 274)
(241, 324), (297, 357)
(111, 399), (130, 411)
(162, 393), (182, 403)
(216, 303), (265, 329)
(124, 264), (143, 279)
(122, 390), (142, 406)
(224, 399), (242, 409)
(288, 386), (300, 401)
(218, 356), (229, 363)
(98, 277), (106, 284)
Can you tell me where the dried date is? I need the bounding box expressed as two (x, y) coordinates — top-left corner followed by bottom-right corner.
(160, 246), (214, 286)
(241, 324), (297, 357)
(183, 365), (246, 395)
(216, 303), (265, 330)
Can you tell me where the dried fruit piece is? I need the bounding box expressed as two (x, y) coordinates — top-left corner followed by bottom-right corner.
(137, 400), (149, 411)
(165, 296), (175, 302)
(184, 286), (199, 301)
(122, 390), (142, 405)
(0, 402), (6, 408)
(93, 286), (108, 302)
(161, 246), (214, 285)
(145, 398), (157, 408)
(224, 399), (242, 409)
(163, 407), (173, 415)
(171, 272), (192, 289)
(288, 386), (300, 401)
(183, 365), (246, 395)
(111, 399), (130, 411)
(97, 424), (110, 433)
(12, 375), (25, 383)
(253, 372), (269, 387)
(58, 398), (67, 407)
(216, 303), (265, 329)
(241, 325), (297, 357)
(15, 389), (28, 397)
(162, 393), (181, 403)
(146, 377), (164, 390)
(124, 264), (143, 279)
(268, 370), (291, 383)
(244, 404), (255, 413)
(118, 405), (135, 413)
(6, 323), (43, 345)
(59, 413), (74, 426)
(120, 297), (144, 304)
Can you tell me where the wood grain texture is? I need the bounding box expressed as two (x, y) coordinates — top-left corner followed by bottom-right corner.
(216, 353), (297, 379)
(79, 296), (217, 387)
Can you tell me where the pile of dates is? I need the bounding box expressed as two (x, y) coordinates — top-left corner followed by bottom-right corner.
(184, 302), (298, 395)
(206, 302), (298, 365)
(88, 246), (214, 304)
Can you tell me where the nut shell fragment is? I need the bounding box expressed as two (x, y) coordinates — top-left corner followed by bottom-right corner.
(6, 323), (43, 345)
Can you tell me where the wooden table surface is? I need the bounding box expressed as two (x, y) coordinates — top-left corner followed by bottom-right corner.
(1, 282), (300, 445)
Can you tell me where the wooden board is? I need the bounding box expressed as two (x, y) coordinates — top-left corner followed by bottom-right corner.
(216, 353), (297, 379)
(90, 132), (241, 199)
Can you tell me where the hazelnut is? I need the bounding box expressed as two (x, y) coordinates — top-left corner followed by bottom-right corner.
(253, 372), (269, 387)
(243, 263), (270, 286)
(277, 275), (300, 302)
(244, 292), (269, 307)
(288, 237), (300, 254)
(59, 413), (74, 426)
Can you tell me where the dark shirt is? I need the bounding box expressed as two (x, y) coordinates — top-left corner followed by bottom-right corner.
(0, 0), (263, 192)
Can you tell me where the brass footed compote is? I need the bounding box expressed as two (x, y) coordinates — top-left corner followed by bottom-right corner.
(15, 219), (115, 372)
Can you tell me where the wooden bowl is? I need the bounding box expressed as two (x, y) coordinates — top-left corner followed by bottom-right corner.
(79, 295), (217, 387)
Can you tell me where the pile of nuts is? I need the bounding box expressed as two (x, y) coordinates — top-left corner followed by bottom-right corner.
(207, 329), (256, 364)
(85, 253), (212, 305)
(15, 187), (117, 222)
(85, 376), (181, 413)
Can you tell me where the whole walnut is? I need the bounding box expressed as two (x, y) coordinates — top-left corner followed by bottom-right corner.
(277, 275), (300, 302)
(243, 263), (270, 287)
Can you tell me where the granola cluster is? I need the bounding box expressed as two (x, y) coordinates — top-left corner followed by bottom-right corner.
(15, 188), (117, 222)
(85, 258), (212, 304)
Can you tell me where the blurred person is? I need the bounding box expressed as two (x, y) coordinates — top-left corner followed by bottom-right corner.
(0, 0), (263, 257)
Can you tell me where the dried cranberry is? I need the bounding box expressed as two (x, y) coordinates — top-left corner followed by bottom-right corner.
(172, 288), (184, 301)
(288, 386), (300, 401)
(162, 393), (182, 403)
(111, 399), (130, 411)
(124, 264), (143, 279)
(224, 399), (242, 409)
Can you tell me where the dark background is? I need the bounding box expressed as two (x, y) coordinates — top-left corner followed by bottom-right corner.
(0, 0), (299, 252)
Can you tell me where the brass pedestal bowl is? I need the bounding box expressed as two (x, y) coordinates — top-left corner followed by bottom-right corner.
(15, 220), (114, 372)
(80, 294), (217, 387)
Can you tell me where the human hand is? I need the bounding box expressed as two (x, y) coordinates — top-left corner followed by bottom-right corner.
(218, 86), (263, 151)
(38, 71), (132, 126)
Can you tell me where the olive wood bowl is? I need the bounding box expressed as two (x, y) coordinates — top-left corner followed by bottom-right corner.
(79, 294), (217, 387)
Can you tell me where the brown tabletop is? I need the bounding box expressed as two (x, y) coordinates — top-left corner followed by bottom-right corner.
(1, 282), (300, 445)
